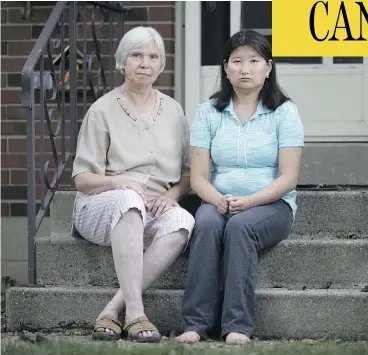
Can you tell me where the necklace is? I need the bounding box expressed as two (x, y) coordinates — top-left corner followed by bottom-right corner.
(116, 87), (163, 122)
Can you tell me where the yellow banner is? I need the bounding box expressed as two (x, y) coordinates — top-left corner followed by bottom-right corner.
(272, 0), (368, 56)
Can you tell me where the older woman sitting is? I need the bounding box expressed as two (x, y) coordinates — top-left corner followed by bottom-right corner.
(71, 26), (195, 343)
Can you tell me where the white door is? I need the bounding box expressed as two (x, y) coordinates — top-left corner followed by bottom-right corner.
(185, 1), (368, 142)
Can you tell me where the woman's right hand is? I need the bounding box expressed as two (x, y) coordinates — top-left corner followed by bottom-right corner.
(216, 194), (232, 215)
(111, 176), (145, 200)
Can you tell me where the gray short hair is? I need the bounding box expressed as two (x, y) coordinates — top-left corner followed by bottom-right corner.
(115, 26), (166, 74)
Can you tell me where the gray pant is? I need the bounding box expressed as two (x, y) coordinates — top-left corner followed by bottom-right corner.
(182, 199), (293, 338)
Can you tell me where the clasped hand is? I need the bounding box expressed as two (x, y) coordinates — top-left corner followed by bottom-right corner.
(216, 195), (252, 215)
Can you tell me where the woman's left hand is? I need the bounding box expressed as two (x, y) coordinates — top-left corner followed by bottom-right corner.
(226, 196), (253, 215)
(148, 195), (179, 217)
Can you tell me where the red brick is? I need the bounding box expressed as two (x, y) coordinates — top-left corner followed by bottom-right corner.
(9, 137), (71, 153)
(124, 7), (148, 22)
(1, 41), (7, 55)
(7, 41), (36, 56)
(165, 55), (174, 71)
(4, 106), (23, 120)
(2, 138), (7, 153)
(1, 203), (9, 217)
(1, 185), (27, 199)
(2, 170), (10, 184)
(8, 8), (52, 23)
(10, 170), (27, 185)
(10, 202), (27, 217)
(0, 2), (25, 8)
(1, 57), (27, 72)
(8, 138), (26, 153)
(1, 25), (31, 40)
(1, 9), (7, 23)
(155, 72), (174, 87)
(35, 121), (72, 137)
(2, 153), (67, 171)
(159, 89), (174, 98)
(76, 23), (122, 40)
(1, 154), (27, 168)
(7, 73), (21, 87)
(124, 23), (175, 38)
(1, 73), (6, 88)
(12, 169), (74, 187)
(1, 90), (22, 104)
(123, 1), (174, 5)
(1, 121), (26, 135)
(149, 6), (175, 22)
(164, 39), (174, 54)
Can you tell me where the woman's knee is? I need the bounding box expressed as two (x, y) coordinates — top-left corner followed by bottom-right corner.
(109, 189), (146, 219)
(164, 207), (194, 247)
(173, 228), (190, 250)
(224, 212), (257, 244)
(194, 204), (225, 232)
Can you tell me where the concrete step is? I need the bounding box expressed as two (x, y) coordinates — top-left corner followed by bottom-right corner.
(51, 190), (368, 236)
(6, 286), (368, 339)
(36, 235), (368, 290)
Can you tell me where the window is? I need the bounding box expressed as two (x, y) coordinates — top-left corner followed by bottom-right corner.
(241, 1), (322, 64)
(201, 1), (230, 66)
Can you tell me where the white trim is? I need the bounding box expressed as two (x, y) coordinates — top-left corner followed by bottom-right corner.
(174, 1), (184, 106)
(230, 1), (242, 35)
(252, 28), (272, 36)
(322, 57), (334, 65)
(184, 1), (201, 126)
(363, 57), (368, 132)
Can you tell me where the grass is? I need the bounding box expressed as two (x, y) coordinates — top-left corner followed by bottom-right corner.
(2, 339), (368, 355)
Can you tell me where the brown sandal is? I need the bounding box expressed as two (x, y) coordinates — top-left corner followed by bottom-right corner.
(123, 316), (161, 343)
(92, 315), (122, 341)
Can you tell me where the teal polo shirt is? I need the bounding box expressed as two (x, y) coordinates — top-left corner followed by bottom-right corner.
(190, 98), (305, 217)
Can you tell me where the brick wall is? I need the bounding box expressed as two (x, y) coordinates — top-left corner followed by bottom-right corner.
(1, 1), (176, 217)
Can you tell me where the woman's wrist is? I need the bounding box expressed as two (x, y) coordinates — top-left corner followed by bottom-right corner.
(109, 176), (117, 190)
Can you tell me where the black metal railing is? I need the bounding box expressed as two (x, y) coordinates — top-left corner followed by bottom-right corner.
(22, 1), (128, 284)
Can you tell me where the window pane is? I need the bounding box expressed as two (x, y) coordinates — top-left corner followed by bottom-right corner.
(201, 1), (230, 66)
(241, 1), (271, 28)
(333, 57), (363, 64)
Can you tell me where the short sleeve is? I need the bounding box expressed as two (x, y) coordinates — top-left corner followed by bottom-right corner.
(72, 110), (109, 178)
(190, 104), (212, 150)
(177, 103), (191, 177)
(278, 102), (305, 148)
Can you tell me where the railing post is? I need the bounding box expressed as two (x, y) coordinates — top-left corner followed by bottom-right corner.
(23, 70), (37, 285)
(69, 1), (78, 153)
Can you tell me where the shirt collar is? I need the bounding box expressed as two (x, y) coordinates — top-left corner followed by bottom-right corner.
(224, 98), (272, 119)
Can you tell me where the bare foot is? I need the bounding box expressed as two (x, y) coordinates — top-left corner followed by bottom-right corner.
(176, 331), (201, 344)
(225, 332), (251, 345)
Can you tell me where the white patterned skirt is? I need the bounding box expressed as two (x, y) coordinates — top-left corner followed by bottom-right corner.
(73, 189), (195, 249)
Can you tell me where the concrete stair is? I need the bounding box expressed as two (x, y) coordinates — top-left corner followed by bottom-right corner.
(36, 235), (368, 290)
(6, 189), (368, 340)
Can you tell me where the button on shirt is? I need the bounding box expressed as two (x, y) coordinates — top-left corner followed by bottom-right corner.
(190, 98), (304, 217)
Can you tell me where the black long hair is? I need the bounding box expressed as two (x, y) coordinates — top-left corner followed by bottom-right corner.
(210, 29), (290, 112)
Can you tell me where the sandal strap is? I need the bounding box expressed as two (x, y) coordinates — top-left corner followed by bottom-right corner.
(94, 315), (122, 334)
(123, 316), (159, 336)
